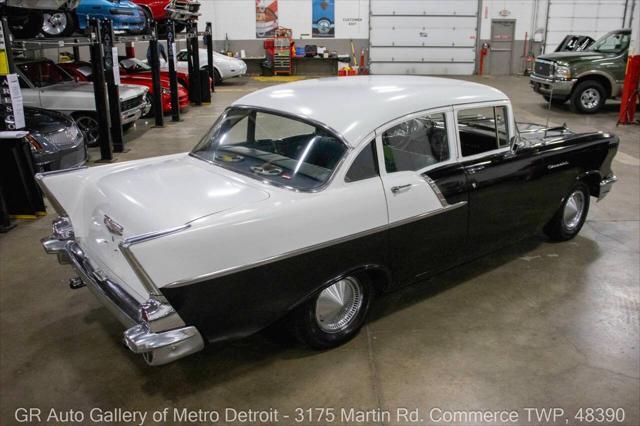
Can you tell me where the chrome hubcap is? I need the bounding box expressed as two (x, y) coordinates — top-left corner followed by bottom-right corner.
(315, 277), (363, 333)
(76, 116), (99, 145)
(563, 190), (585, 230)
(42, 12), (68, 36)
(580, 88), (600, 109)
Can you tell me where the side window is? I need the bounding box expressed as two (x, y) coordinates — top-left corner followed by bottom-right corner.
(382, 112), (450, 173)
(345, 141), (378, 182)
(177, 51), (188, 61)
(457, 105), (510, 157)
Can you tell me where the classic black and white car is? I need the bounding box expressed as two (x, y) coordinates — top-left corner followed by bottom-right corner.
(38, 76), (619, 365)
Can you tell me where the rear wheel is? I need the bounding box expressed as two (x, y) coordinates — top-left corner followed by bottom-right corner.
(73, 112), (100, 147)
(41, 11), (75, 37)
(214, 68), (223, 85)
(290, 273), (373, 349)
(570, 80), (606, 114)
(544, 182), (590, 241)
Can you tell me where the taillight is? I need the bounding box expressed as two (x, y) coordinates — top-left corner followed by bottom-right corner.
(25, 135), (44, 153)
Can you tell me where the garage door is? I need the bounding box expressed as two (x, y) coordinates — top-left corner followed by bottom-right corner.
(369, 0), (479, 75)
(544, 0), (635, 52)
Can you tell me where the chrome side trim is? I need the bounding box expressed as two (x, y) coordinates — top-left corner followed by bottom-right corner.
(118, 224), (191, 297)
(165, 202), (467, 289)
(166, 223), (388, 288)
(422, 175), (449, 207)
(387, 202), (467, 229)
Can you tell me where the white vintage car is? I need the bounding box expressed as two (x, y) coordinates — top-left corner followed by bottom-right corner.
(39, 76), (618, 365)
(16, 59), (150, 145)
(160, 48), (247, 84)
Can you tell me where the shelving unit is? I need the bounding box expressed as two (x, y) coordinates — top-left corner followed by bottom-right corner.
(273, 26), (292, 75)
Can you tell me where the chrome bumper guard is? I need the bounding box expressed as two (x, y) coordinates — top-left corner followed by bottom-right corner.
(599, 174), (617, 201)
(41, 218), (204, 366)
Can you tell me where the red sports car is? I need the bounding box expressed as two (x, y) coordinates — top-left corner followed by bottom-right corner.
(119, 57), (191, 91)
(59, 60), (189, 115)
(132, 0), (200, 34)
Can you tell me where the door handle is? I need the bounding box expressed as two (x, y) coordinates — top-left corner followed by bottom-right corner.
(465, 165), (485, 174)
(391, 184), (412, 194)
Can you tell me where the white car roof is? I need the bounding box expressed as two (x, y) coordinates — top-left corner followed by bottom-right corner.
(233, 75), (509, 147)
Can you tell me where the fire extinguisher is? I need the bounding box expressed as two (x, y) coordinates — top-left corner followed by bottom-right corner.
(479, 42), (490, 76)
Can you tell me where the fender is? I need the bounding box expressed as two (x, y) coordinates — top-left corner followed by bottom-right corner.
(574, 70), (617, 96)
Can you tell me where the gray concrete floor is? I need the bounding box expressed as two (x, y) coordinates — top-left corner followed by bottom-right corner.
(1, 75), (638, 425)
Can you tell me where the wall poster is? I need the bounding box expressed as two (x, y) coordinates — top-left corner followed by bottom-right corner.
(256, 0), (278, 38)
(312, 0), (335, 38)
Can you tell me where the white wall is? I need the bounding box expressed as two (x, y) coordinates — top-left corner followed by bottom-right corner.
(198, 0), (368, 40)
(479, 0), (538, 40)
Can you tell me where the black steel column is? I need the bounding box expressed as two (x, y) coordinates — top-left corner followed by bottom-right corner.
(88, 18), (112, 161)
(148, 22), (164, 127)
(187, 21), (201, 105)
(204, 22), (215, 92)
(101, 19), (124, 152)
(165, 19), (181, 122)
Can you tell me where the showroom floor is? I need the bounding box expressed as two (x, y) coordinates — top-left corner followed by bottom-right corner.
(1, 75), (638, 424)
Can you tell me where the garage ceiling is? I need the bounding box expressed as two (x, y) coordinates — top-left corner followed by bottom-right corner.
(544, 0), (635, 52)
(369, 0), (480, 75)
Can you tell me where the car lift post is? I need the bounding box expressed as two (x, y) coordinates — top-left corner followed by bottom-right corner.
(88, 18), (113, 161)
(101, 19), (124, 152)
(186, 21), (201, 106)
(204, 22), (215, 92)
(148, 22), (164, 127)
(165, 19), (181, 122)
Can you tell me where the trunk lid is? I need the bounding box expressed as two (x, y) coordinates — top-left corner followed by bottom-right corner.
(81, 154), (270, 238)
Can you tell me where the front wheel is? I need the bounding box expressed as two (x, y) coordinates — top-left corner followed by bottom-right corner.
(570, 80), (606, 114)
(544, 182), (590, 241)
(290, 274), (373, 349)
(73, 112), (100, 147)
(214, 68), (223, 85)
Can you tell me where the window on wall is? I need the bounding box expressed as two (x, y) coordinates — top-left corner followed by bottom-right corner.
(457, 106), (510, 157)
(345, 141), (378, 182)
(382, 113), (450, 173)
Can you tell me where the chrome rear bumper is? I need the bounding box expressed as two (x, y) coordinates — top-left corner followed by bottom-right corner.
(41, 218), (204, 366)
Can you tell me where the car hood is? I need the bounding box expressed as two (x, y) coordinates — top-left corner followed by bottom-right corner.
(40, 81), (146, 101)
(121, 74), (171, 88)
(537, 51), (611, 65)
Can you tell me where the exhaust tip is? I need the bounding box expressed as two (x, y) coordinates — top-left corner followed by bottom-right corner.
(69, 277), (86, 290)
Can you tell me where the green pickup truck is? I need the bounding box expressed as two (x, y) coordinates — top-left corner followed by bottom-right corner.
(530, 29), (631, 114)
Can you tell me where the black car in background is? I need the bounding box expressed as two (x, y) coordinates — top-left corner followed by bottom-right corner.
(1, 105), (87, 173)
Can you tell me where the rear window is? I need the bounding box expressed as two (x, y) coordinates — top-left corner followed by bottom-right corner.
(192, 108), (348, 191)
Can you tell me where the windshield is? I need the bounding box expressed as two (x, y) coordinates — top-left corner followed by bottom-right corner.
(588, 31), (630, 53)
(192, 108), (348, 191)
(18, 61), (73, 87)
(120, 57), (151, 72)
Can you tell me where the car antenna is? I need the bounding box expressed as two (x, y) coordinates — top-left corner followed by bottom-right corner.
(544, 63), (555, 138)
